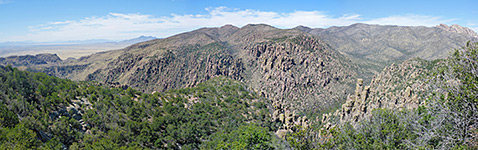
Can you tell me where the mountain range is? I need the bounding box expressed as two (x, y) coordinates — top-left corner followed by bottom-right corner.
(296, 23), (478, 82)
(0, 23), (477, 149)
(2, 23), (477, 116)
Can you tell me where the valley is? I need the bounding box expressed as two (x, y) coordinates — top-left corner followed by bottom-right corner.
(1, 23), (477, 149)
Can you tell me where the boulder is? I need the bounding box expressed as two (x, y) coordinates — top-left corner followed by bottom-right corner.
(275, 129), (292, 139)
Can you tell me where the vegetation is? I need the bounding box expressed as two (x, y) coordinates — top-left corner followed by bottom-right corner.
(0, 66), (278, 149)
(285, 42), (478, 149)
(0, 26), (476, 149)
(318, 109), (415, 149)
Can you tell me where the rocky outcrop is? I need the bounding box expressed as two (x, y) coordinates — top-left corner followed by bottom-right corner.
(48, 97), (92, 132)
(272, 100), (310, 138)
(30, 24), (359, 116)
(272, 101), (309, 128)
(436, 24), (478, 39)
(322, 58), (434, 128)
(243, 35), (357, 113)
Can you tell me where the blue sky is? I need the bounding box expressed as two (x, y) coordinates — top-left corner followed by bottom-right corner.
(0, 0), (477, 42)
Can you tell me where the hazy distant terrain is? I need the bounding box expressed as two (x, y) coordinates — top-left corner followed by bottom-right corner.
(0, 36), (157, 59)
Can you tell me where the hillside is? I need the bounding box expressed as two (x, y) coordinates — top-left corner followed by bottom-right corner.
(0, 65), (283, 149)
(23, 24), (361, 115)
(295, 23), (478, 80)
(1, 24), (477, 149)
(313, 42), (478, 149)
(321, 58), (439, 128)
(0, 53), (61, 67)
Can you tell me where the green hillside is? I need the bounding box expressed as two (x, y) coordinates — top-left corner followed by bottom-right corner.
(0, 65), (282, 149)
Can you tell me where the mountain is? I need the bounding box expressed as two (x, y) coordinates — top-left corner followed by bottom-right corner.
(116, 35), (158, 45)
(436, 24), (478, 38)
(21, 24), (361, 116)
(5, 23), (477, 117)
(295, 23), (478, 81)
(1, 23), (478, 149)
(316, 42), (478, 149)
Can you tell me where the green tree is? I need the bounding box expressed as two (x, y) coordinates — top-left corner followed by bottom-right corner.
(408, 42), (478, 149)
(0, 103), (19, 128)
(204, 124), (274, 150)
(0, 123), (41, 149)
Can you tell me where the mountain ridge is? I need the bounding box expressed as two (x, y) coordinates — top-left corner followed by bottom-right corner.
(294, 23), (477, 83)
(3, 23), (476, 116)
(16, 24), (360, 116)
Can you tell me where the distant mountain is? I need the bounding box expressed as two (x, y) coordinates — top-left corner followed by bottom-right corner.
(436, 24), (478, 38)
(0, 36), (158, 59)
(0, 36), (157, 47)
(295, 23), (478, 80)
(116, 35), (158, 45)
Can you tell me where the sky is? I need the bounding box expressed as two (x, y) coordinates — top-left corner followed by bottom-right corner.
(0, 0), (477, 42)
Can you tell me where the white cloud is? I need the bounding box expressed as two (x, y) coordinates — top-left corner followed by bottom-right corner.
(0, 7), (461, 42)
(468, 23), (478, 33)
(365, 14), (456, 27)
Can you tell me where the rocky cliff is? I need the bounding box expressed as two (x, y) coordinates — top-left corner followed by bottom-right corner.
(22, 24), (360, 116)
(321, 58), (438, 128)
(436, 24), (478, 38)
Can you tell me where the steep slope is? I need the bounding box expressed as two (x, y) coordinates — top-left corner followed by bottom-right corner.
(321, 58), (439, 128)
(315, 42), (478, 150)
(296, 23), (478, 80)
(25, 24), (360, 114)
(436, 24), (478, 38)
(0, 65), (279, 149)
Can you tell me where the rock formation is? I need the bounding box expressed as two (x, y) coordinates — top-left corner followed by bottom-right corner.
(22, 24), (360, 115)
(272, 100), (310, 138)
(436, 24), (478, 39)
(321, 58), (434, 128)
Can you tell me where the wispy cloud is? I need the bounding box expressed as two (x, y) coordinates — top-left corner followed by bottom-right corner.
(0, 0), (11, 5)
(0, 7), (460, 42)
(468, 23), (478, 33)
(365, 14), (456, 27)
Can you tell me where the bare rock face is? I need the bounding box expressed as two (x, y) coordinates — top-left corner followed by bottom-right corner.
(272, 108), (309, 135)
(436, 24), (478, 39)
(27, 24), (359, 116)
(242, 35), (357, 112)
(322, 58), (435, 127)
